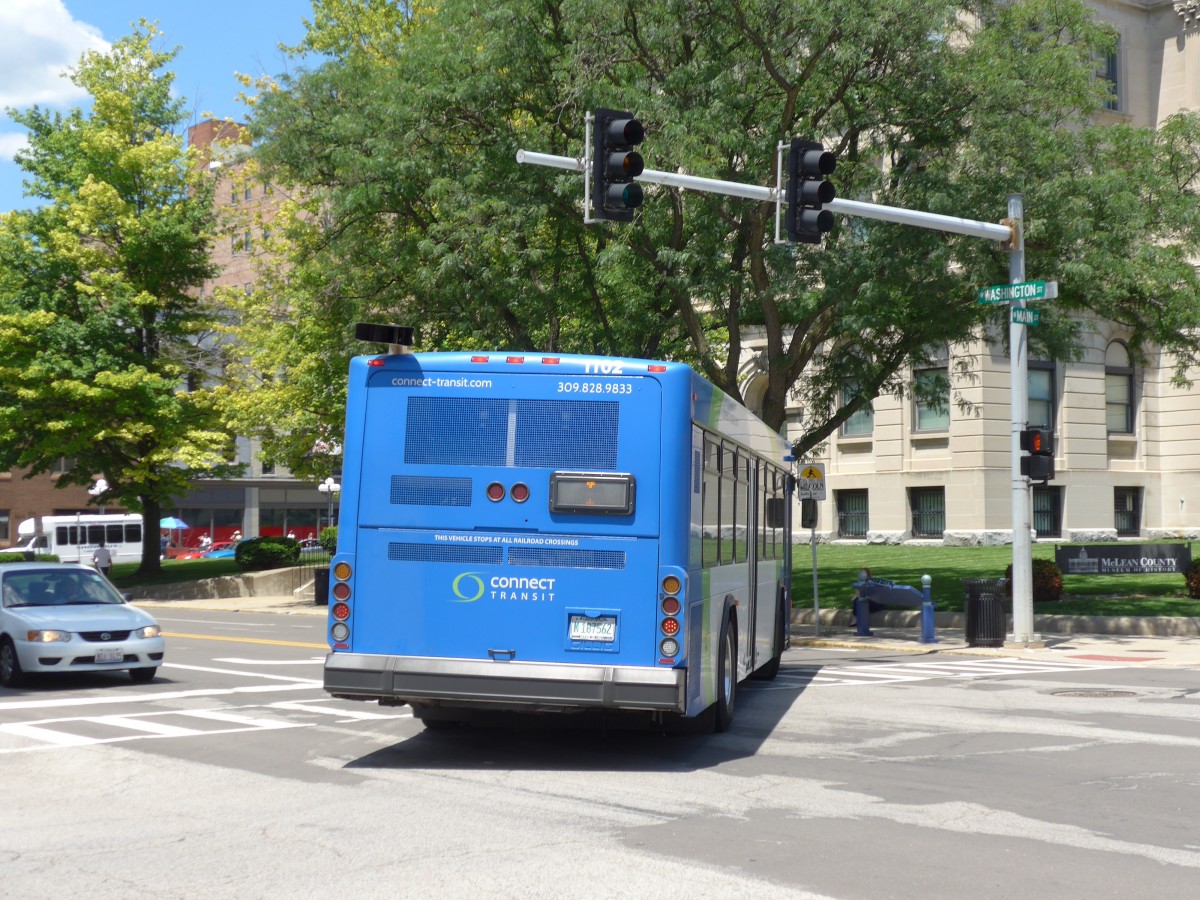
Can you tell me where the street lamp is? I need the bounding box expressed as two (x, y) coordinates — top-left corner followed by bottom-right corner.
(88, 478), (109, 515)
(318, 476), (341, 531)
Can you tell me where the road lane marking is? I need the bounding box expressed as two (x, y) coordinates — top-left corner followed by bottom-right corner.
(213, 657), (325, 665)
(268, 700), (408, 720)
(163, 663), (321, 683)
(163, 631), (327, 649)
(0, 682), (321, 712)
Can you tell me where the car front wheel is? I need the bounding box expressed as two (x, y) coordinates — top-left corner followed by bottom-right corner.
(129, 667), (157, 683)
(1, 637), (25, 688)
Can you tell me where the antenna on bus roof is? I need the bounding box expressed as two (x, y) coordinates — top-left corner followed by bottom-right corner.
(355, 322), (415, 355)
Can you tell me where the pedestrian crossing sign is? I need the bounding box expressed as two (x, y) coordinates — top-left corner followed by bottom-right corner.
(797, 463), (826, 500)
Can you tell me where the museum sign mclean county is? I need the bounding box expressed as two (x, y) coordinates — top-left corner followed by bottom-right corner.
(1055, 544), (1192, 576)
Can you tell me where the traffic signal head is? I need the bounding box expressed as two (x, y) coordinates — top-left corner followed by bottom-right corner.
(785, 138), (836, 244)
(1019, 426), (1054, 456)
(1019, 426), (1055, 482)
(592, 108), (645, 222)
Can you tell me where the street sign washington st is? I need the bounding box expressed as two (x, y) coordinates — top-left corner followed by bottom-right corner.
(977, 280), (1058, 304)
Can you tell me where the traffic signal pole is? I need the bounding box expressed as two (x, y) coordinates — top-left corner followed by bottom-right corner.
(517, 148), (1039, 646)
(1007, 194), (1037, 646)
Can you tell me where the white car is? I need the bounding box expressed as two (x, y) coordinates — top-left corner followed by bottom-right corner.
(0, 563), (165, 687)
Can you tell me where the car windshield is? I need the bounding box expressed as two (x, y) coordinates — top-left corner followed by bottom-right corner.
(2, 569), (124, 607)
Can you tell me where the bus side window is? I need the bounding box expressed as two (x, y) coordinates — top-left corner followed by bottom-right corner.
(702, 437), (720, 567)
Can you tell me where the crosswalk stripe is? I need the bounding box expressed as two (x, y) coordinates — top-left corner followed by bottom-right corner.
(86, 715), (205, 737)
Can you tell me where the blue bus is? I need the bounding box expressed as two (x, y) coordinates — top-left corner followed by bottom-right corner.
(323, 325), (795, 731)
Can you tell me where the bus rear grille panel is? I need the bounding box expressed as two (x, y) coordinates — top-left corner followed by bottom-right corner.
(387, 543), (503, 565)
(507, 548), (626, 570)
(390, 475), (472, 507)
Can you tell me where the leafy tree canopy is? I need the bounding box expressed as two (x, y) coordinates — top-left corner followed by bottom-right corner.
(0, 23), (239, 573)
(233, 0), (1200, 469)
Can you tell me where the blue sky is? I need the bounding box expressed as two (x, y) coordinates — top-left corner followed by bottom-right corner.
(0, 0), (317, 213)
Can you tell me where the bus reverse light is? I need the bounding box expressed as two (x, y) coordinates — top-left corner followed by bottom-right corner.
(331, 623), (350, 643)
(659, 638), (679, 657)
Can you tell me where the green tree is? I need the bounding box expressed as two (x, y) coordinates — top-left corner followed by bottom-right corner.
(0, 24), (239, 574)
(233, 0), (1200, 471)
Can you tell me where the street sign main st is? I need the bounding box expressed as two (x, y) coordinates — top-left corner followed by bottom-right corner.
(1012, 307), (1040, 326)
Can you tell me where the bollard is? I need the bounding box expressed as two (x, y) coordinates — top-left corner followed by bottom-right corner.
(854, 596), (873, 636)
(919, 573), (937, 644)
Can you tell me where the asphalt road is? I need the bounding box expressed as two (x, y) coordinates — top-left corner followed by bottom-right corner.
(2, 611), (1198, 899)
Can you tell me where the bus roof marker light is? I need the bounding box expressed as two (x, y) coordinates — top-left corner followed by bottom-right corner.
(471, 355), (489, 363)
(506, 356), (525, 364)
(648, 364), (667, 373)
(542, 357), (560, 365)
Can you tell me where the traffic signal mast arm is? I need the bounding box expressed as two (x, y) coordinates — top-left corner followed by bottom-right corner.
(517, 149), (1013, 243)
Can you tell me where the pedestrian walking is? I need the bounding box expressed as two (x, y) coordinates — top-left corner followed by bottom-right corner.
(92, 540), (113, 579)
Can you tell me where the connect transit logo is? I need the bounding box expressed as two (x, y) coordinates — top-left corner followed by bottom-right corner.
(451, 572), (485, 603)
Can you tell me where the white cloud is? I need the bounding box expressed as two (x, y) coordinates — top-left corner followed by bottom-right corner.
(0, 132), (30, 162)
(0, 0), (109, 109)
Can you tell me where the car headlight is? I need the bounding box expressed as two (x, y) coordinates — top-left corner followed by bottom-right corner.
(27, 629), (72, 643)
(134, 625), (162, 639)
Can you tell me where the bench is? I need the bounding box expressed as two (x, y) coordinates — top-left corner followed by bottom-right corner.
(852, 577), (937, 643)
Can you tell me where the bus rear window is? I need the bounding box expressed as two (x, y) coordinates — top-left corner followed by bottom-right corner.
(549, 472), (635, 515)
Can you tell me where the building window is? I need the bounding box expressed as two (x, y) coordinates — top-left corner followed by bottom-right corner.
(51, 457), (74, 475)
(836, 490), (869, 537)
(231, 187), (239, 204)
(910, 487), (945, 537)
(1028, 363), (1055, 430)
(1114, 487), (1141, 536)
(913, 345), (950, 432)
(230, 234), (239, 255)
(244, 186), (253, 202)
(1098, 41), (1119, 111)
(1032, 486), (1062, 538)
(1105, 341), (1133, 434)
(0, 509), (9, 544)
(243, 230), (252, 252)
(841, 379), (873, 436)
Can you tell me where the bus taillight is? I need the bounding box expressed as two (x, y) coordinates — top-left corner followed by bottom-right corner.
(331, 582), (351, 602)
(510, 482), (530, 503)
(661, 595), (681, 616)
(486, 482), (506, 502)
(660, 617), (680, 636)
(332, 602), (351, 621)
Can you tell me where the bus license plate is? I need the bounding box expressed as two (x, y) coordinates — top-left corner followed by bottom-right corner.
(95, 648), (124, 663)
(568, 615), (616, 643)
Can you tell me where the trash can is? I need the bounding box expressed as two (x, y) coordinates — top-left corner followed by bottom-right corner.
(314, 567), (330, 606)
(962, 578), (1007, 648)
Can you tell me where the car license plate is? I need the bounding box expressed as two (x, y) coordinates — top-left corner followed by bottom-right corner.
(95, 648), (124, 663)
(568, 614), (616, 643)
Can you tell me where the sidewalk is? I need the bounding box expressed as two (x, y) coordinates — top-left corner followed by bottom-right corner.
(132, 594), (1200, 667)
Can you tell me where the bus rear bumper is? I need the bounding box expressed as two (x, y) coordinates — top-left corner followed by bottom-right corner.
(324, 652), (687, 713)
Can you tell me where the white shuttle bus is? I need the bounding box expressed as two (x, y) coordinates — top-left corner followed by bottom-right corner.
(13, 514), (144, 564)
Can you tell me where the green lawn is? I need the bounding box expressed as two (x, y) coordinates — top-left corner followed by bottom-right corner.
(107, 543), (1200, 618)
(793, 543), (1200, 617)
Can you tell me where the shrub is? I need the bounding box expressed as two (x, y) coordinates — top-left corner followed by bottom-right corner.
(235, 536), (300, 570)
(1185, 561), (1200, 599)
(0, 552), (58, 563)
(319, 525), (338, 554)
(1004, 558), (1064, 603)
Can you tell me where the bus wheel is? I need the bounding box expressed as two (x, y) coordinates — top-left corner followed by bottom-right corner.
(714, 615), (736, 732)
(752, 597), (788, 682)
